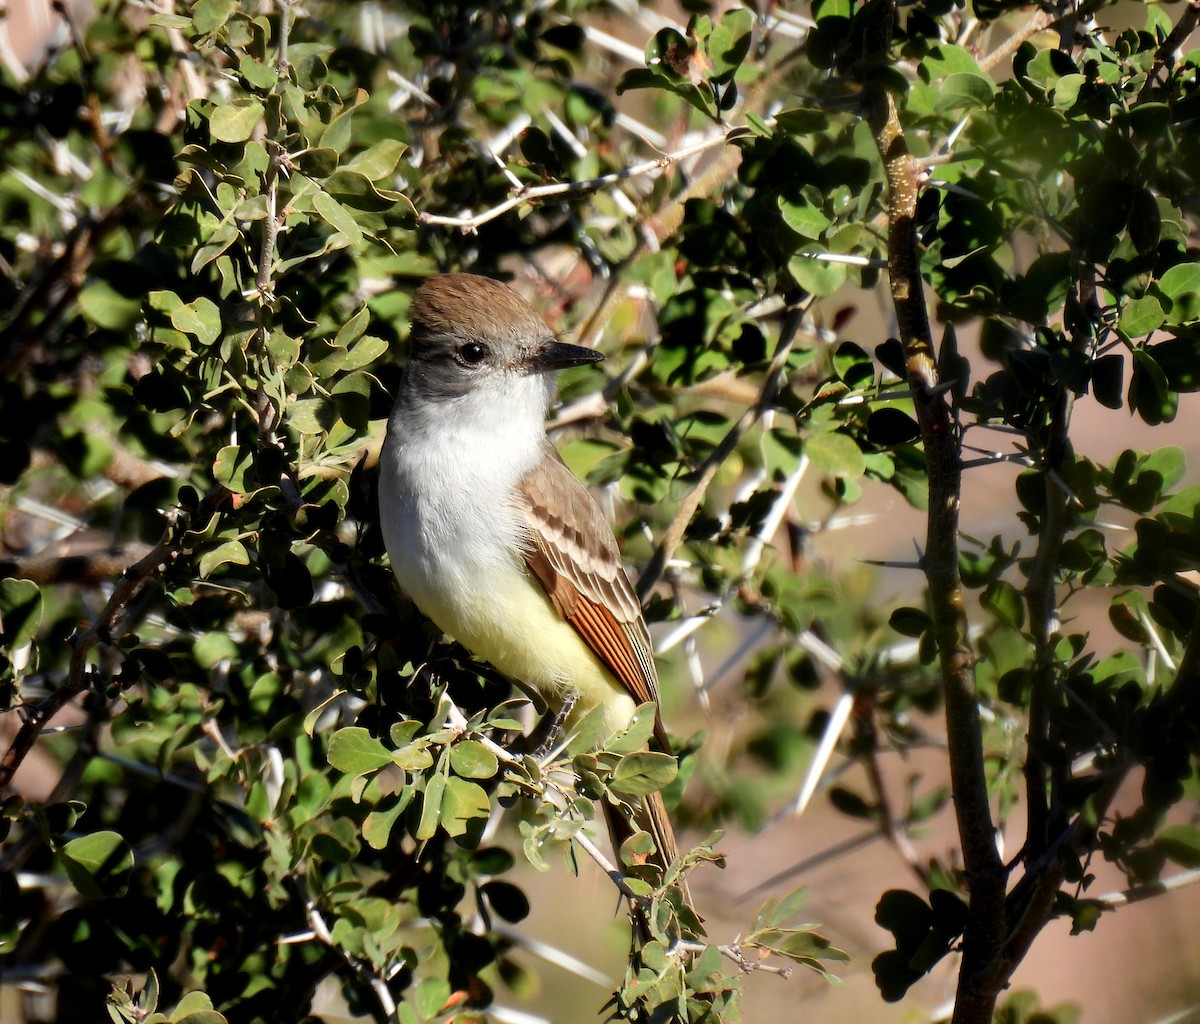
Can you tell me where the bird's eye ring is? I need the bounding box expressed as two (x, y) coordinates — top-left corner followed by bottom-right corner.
(456, 342), (488, 366)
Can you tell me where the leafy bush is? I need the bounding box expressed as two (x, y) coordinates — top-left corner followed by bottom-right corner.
(2, 2), (1199, 1023)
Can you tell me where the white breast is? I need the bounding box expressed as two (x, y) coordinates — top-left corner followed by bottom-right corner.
(379, 373), (545, 634)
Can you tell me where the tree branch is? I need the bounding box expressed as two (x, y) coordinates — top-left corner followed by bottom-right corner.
(419, 131), (733, 233)
(251, 0), (292, 444)
(1136, 0), (1200, 103)
(0, 493), (224, 796)
(636, 295), (809, 600)
(860, 5), (1004, 1022)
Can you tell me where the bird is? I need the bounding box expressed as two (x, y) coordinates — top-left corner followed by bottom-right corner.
(377, 272), (689, 932)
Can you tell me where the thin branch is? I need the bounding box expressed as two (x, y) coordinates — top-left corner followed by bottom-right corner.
(574, 830), (642, 902)
(1136, 0), (1200, 103)
(677, 940), (792, 977)
(0, 490), (228, 795)
(777, 689), (854, 821)
(637, 295), (809, 599)
(1090, 867), (1200, 909)
(978, 9), (1057, 75)
(419, 131), (732, 233)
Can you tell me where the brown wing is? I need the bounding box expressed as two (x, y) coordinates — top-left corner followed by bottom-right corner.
(518, 445), (669, 752)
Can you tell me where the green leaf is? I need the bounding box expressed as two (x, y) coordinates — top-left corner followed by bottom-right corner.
(440, 776), (491, 836)
(391, 742), (434, 771)
(1130, 347), (1177, 425)
(193, 631), (238, 668)
(169, 297), (222, 347)
(415, 977), (450, 1020)
(1142, 445), (1187, 491)
(343, 139), (408, 181)
(0, 578), (43, 650)
(60, 831), (134, 898)
(363, 795), (409, 851)
(778, 194), (830, 239)
(1118, 295), (1165, 337)
(209, 100), (265, 143)
(936, 71), (995, 111)
(333, 306), (370, 348)
(449, 740), (500, 780)
(415, 772), (446, 840)
(212, 444), (254, 492)
(1157, 262), (1200, 324)
(1091, 353), (1125, 409)
(191, 0), (236, 35)
(609, 751), (678, 798)
(708, 8), (753, 80)
(176, 1012), (228, 1024)
(805, 431), (866, 479)
(79, 282), (141, 331)
(190, 222), (238, 274)
(788, 247), (849, 296)
(889, 606), (931, 638)
(312, 190), (365, 245)
(197, 540), (250, 578)
(323, 170), (413, 213)
(239, 56), (278, 90)
(608, 702), (659, 754)
(981, 579), (1025, 630)
(327, 727), (392, 776)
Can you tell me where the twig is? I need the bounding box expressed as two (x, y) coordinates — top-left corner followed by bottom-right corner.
(860, 707), (927, 884)
(491, 925), (613, 987)
(304, 902), (398, 1019)
(1136, 0), (1200, 103)
(574, 830), (642, 901)
(775, 688), (854, 822)
(677, 940), (792, 977)
(1090, 867), (1200, 909)
(637, 294), (810, 599)
(419, 131), (732, 232)
(978, 9), (1057, 75)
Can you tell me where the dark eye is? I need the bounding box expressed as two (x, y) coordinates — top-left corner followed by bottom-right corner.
(456, 342), (488, 365)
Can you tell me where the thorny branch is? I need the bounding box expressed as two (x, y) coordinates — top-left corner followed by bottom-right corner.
(637, 295), (811, 600)
(0, 494), (220, 795)
(861, 3), (1004, 1022)
(420, 131), (734, 232)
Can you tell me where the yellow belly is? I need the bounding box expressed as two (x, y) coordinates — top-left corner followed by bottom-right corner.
(418, 565), (637, 738)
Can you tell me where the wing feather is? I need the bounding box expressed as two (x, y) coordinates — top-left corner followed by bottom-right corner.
(519, 446), (669, 752)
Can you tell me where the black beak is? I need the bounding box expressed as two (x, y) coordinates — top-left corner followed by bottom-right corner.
(530, 340), (605, 372)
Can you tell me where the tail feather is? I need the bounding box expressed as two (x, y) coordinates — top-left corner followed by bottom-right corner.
(601, 789), (694, 941)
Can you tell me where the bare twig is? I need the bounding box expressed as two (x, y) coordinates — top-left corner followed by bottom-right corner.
(978, 9), (1057, 75)
(1090, 867), (1200, 909)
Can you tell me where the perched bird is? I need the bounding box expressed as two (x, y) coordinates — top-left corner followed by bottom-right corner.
(378, 273), (686, 922)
